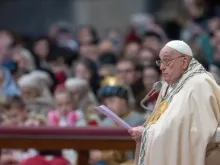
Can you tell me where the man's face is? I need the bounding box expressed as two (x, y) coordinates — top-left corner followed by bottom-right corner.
(158, 46), (188, 85)
(116, 61), (136, 85)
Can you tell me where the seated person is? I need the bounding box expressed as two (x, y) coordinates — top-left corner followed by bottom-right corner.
(90, 84), (145, 165)
(48, 88), (87, 127)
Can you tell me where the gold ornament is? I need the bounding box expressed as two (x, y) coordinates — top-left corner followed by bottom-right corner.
(147, 101), (168, 126)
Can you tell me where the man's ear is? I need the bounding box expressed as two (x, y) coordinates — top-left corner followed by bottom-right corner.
(182, 56), (189, 70)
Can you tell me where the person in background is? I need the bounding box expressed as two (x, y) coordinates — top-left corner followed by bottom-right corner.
(0, 96), (39, 165)
(76, 25), (99, 46)
(32, 36), (53, 70)
(123, 42), (140, 60)
(136, 64), (161, 115)
(98, 64), (117, 80)
(12, 48), (36, 83)
(0, 29), (15, 67)
(48, 88), (86, 127)
(138, 48), (157, 66)
(116, 58), (139, 87)
(141, 31), (163, 54)
(2, 96), (27, 126)
(89, 84), (145, 165)
(105, 27), (123, 54)
(79, 44), (99, 63)
(56, 25), (78, 52)
(12, 48), (36, 74)
(0, 67), (20, 97)
(116, 58), (144, 104)
(72, 58), (100, 95)
(99, 85), (145, 127)
(64, 78), (100, 125)
(18, 73), (54, 116)
(98, 40), (114, 55)
(47, 88), (86, 165)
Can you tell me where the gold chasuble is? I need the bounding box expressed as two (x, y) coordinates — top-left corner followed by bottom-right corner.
(136, 58), (220, 165)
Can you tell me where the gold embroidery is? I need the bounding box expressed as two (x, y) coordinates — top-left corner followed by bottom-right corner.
(147, 101), (168, 126)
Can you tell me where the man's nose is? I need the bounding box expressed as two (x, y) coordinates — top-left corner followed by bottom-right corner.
(160, 63), (165, 70)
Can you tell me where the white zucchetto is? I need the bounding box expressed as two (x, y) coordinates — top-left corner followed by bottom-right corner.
(165, 40), (193, 57)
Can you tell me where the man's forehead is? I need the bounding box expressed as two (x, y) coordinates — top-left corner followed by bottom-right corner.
(159, 46), (177, 59)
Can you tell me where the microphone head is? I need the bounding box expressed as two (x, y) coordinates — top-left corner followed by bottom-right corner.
(153, 81), (163, 91)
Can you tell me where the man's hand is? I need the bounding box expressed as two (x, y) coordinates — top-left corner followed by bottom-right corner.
(128, 126), (145, 142)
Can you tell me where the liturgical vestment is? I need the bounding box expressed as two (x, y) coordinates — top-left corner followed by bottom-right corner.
(136, 58), (220, 165)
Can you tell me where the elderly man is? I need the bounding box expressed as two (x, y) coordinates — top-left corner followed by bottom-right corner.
(128, 40), (220, 165)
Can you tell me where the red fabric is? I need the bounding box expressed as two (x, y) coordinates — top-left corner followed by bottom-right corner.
(49, 157), (69, 165)
(148, 91), (159, 102)
(125, 27), (140, 44)
(19, 156), (50, 165)
(55, 71), (67, 84)
(88, 120), (99, 126)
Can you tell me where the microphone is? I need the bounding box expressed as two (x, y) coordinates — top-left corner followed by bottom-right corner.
(140, 81), (163, 111)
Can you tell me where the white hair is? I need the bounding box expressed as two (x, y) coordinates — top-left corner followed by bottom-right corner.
(18, 74), (43, 91)
(18, 72), (52, 98)
(29, 70), (52, 88)
(65, 78), (89, 91)
(16, 48), (36, 71)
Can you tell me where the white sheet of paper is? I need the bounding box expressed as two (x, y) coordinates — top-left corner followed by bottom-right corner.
(94, 105), (132, 130)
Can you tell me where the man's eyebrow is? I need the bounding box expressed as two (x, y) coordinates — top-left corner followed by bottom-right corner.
(161, 55), (170, 59)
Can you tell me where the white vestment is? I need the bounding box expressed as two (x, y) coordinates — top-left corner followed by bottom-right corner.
(136, 58), (220, 165)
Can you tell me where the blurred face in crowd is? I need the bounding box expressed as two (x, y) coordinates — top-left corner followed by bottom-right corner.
(208, 18), (220, 33)
(4, 107), (27, 126)
(124, 42), (140, 59)
(158, 46), (190, 85)
(142, 67), (160, 90)
(55, 92), (74, 116)
(142, 36), (161, 53)
(48, 24), (60, 40)
(74, 62), (91, 82)
(20, 87), (41, 102)
(12, 51), (26, 71)
(0, 31), (13, 62)
(77, 27), (93, 45)
(104, 96), (127, 116)
(138, 49), (155, 65)
(116, 60), (137, 85)
(184, 0), (204, 18)
(98, 40), (113, 54)
(99, 65), (116, 80)
(106, 28), (122, 52)
(212, 30), (220, 53)
(33, 39), (50, 59)
(79, 44), (99, 61)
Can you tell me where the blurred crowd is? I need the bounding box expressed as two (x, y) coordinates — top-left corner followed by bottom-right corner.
(0, 0), (220, 165)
